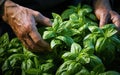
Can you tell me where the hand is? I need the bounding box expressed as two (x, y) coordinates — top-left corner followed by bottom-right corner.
(2, 1), (52, 52)
(94, 0), (120, 31)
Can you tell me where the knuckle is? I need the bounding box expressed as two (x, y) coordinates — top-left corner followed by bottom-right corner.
(17, 32), (24, 38)
(35, 11), (40, 17)
(24, 23), (32, 30)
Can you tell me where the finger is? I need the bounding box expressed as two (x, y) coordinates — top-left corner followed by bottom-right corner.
(111, 16), (120, 31)
(30, 10), (52, 26)
(29, 30), (51, 52)
(23, 35), (38, 50)
(18, 37), (36, 52)
(24, 35), (47, 52)
(20, 38), (30, 49)
(99, 14), (110, 27)
(110, 11), (120, 31)
(23, 16), (49, 52)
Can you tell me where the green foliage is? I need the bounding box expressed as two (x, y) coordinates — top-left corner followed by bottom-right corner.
(0, 4), (120, 75)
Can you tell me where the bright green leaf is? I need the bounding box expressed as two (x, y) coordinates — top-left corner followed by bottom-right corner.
(71, 42), (82, 53)
(61, 9), (75, 20)
(62, 52), (77, 60)
(99, 71), (120, 75)
(43, 31), (56, 39)
(95, 37), (107, 53)
(50, 39), (61, 49)
(56, 36), (74, 46)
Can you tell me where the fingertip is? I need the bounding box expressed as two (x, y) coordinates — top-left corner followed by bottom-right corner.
(99, 20), (108, 28)
(47, 46), (52, 52)
(33, 11), (52, 27)
(45, 18), (52, 26)
(99, 23), (104, 28)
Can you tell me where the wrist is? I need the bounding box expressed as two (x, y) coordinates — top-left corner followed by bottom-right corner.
(3, 0), (18, 16)
(0, 0), (17, 17)
(4, 0), (17, 7)
(2, 0), (19, 22)
(93, 0), (111, 10)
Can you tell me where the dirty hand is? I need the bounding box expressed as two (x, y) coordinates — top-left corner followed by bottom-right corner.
(2, 1), (52, 52)
(94, 0), (120, 31)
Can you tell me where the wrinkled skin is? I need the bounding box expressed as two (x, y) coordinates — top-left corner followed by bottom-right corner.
(2, 0), (120, 52)
(94, 0), (120, 31)
(2, 1), (52, 52)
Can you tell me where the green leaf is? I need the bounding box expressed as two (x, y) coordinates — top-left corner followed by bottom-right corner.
(42, 73), (52, 75)
(9, 38), (21, 48)
(75, 67), (90, 75)
(90, 55), (103, 67)
(88, 25), (103, 35)
(2, 54), (25, 71)
(65, 29), (80, 36)
(26, 59), (34, 70)
(50, 39), (61, 49)
(41, 63), (54, 72)
(56, 60), (73, 75)
(21, 59), (35, 74)
(111, 36), (120, 45)
(78, 5), (92, 16)
(102, 24), (117, 37)
(23, 47), (36, 58)
(43, 31), (56, 39)
(102, 40), (115, 63)
(93, 64), (105, 74)
(83, 39), (94, 53)
(71, 42), (82, 53)
(0, 48), (5, 56)
(99, 71), (120, 75)
(0, 33), (9, 47)
(89, 56), (105, 73)
(55, 21), (68, 33)
(78, 23), (88, 32)
(62, 52), (77, 60)
(87, 13), (97, 21)
(67, 61), (82, 74)
(21, 61), (26, 71)
(26, 68), (41, 75)
(84, 33), (97, 45)
(95, 37), (107, 53)
(76, 53), (90, 64)
(52, 13), (62, 21)
(61, 9), (75, 20)
(52, 13), (62, 31)
(56, 36), (74, 46)
(45, 27), (53, 31)
(70, 13), (79, 22)
(8, 48), (21, 53)
(34, 57), (40, 68)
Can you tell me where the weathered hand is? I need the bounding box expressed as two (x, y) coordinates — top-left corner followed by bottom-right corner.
(2, 1), (52, 52)
(95, 7), (120, 31)
(94, 0), (120, 31)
